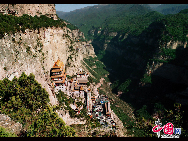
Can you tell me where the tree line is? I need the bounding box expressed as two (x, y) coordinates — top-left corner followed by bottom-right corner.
(0, 13), (66, 38)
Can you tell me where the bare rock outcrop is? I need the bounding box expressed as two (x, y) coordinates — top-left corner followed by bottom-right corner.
(0, 4), (57, 20)
(0, 114), (22, 135)
(56, 110), (86, 125)
(0, 25), (95, 93)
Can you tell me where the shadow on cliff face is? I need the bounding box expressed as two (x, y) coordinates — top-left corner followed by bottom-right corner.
(130, 46), (188, 107)
(120, 46), (188, 132)
(91, 21), (188, 135)
(92, 22), (188, 118)
(92, 21), (188, 109)
(91, 20), (164, 94)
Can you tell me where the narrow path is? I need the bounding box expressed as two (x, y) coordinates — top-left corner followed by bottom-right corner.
(80, 64), (95, 78)
(111, 110), (127, 137)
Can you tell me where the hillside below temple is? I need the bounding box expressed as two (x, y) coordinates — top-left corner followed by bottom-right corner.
(0, 4), (58, 20)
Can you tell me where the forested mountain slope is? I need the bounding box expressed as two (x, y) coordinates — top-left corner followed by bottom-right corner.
(58, 6), (188, 136)
(0, 73), (75, 137)
(97, 10), (188, 137)
(57, 4), (152, 39)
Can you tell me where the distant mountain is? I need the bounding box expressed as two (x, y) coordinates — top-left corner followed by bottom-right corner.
(57, 4), (152, 39)
(148, 4), (161, 9)
(152, 4), (188, 15)
(56, 11), (68, 17)
(56, 4), (99, 18)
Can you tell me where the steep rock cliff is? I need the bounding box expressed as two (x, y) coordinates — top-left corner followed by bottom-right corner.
(0, 4), (57, 20)
(0, 26), (95, 106)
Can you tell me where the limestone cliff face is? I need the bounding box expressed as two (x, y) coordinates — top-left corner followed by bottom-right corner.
(0, 4), (57, 20)
(0, 26), (95, 102)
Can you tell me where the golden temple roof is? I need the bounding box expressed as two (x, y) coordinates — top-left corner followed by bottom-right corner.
(52, 59), (64, 69)
(51, 69), (61, 72)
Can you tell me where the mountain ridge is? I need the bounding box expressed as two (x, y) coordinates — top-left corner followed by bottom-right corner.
(57, 4), (153, 39)
(151, 4), (188, 15)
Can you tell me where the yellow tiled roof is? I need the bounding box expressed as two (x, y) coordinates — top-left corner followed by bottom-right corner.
(51, 69), (61, 72)
(52, 59), (64, 69)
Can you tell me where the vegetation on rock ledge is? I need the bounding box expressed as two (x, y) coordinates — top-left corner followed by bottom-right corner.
(0, 13), (66, 38)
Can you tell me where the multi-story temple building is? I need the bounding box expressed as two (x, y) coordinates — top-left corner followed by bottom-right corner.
(50, 60), (67, 91)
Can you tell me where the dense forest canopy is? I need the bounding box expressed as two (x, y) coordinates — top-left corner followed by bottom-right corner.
(58, 4), (153, 39)
(0, 72), (75, 137)
(101, 11), (164, 36)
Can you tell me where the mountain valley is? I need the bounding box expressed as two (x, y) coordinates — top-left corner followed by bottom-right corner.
(0, 4), (188, 137)
(58, 4), (188, 137)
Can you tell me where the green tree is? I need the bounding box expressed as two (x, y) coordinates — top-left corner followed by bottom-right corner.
(0, 72), (76, 137)
(136, 105), (151, 120)
(117, 79), (132, 93)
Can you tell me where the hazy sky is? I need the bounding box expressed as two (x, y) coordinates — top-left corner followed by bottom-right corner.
(55, 4), (98, 12)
